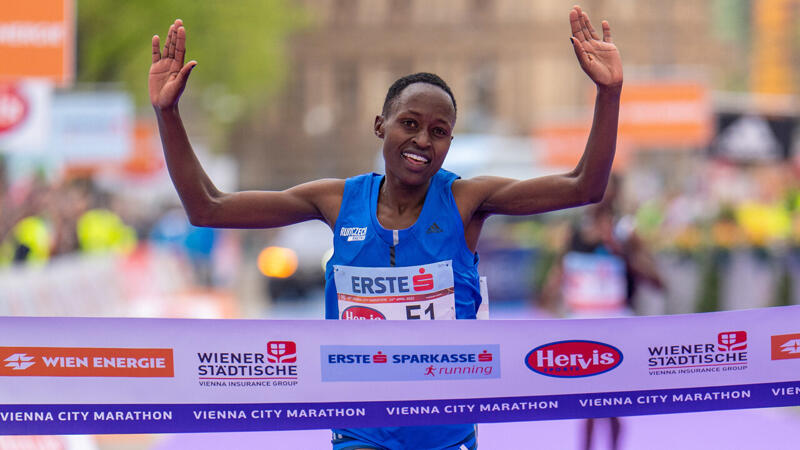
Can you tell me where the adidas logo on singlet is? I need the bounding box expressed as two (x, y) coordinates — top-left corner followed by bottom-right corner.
(426, 222), (443, 234)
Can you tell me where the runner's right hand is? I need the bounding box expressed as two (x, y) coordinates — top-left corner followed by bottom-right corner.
(149, 19), (197, 110)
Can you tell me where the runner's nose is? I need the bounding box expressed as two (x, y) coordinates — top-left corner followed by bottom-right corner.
(412, 129), (431, 149)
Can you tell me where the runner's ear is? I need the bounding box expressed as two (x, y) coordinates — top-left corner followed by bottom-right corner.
(374, 115), (385, 139)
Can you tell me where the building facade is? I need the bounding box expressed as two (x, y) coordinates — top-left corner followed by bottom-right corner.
(232, 0), (754, 189)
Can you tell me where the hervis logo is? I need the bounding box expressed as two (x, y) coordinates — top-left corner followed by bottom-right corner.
(342, 305), (386, 320)
(525, 340), (622, 378)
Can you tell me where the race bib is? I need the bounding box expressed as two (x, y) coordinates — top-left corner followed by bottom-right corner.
(333, 261), (455, 321)
(563, 251), (626, 314)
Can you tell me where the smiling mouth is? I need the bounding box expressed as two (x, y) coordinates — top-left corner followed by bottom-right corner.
(402, 152), (430, 165)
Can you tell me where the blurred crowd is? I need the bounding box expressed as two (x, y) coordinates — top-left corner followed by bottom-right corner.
(2, 153), (799, 317)
(0, 173), (135, 266)
(479, 156), (800, 314)
(0, 156), (236, 288)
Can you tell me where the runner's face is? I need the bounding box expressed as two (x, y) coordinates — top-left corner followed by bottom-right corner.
(376, 83), (455, 186)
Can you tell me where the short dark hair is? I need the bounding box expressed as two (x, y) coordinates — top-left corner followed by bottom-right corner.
(382, 72), (457, 117)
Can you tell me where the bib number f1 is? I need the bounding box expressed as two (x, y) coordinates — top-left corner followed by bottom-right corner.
(333, 261), (456, 321)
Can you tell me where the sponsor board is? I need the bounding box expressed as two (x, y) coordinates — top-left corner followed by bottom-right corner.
(197, 340), (299, 388)
(321, 345), (500, 381)
(647, 331), (748, 376)
(0, 0), (76, 85)
(1, 307), (800, 435)
(524, 340), (622, 378)
(0, 347), (173, 377)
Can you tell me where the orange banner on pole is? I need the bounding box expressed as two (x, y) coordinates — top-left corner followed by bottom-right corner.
(535, 81), (712, 168)
(0, 0), (75, 85)
(618, 82), (713, 148)
(536, 122), (633, 170)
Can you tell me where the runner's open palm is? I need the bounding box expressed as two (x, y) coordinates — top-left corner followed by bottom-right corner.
(149, 19), (197, 110)
(569, 6), (622, 88)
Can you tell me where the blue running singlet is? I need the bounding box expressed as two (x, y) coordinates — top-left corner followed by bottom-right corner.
(324, 169), (481, 449)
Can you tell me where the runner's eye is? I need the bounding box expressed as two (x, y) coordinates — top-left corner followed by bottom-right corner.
(433, 128), (449, 138)
(402, 119), (417, 129)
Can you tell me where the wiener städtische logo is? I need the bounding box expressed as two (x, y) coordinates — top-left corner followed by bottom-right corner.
(266, 341), (297, 363)
(646, 330), (748, 376)
(0, 347), (174, 377)
(525, 340), (623, 378)
(196, 341), (300, 388)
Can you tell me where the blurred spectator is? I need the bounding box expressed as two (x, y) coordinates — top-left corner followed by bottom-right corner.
(0, 175), (53, 266)
(540, 175), (664, 317)
(150, 206), (219, 287)
(0, 174), (138, 266)
(539, 174), (664, 450)
(0, 215), (51, 265)
(50, 178), (92, 257)
(77, 208), (137, 254)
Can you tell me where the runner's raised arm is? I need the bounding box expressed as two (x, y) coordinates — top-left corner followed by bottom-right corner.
(455, 6), (623, 248)
(149, 19), (343, 229)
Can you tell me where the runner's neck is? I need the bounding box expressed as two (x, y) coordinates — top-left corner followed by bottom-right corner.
(376, 177), (429, 230)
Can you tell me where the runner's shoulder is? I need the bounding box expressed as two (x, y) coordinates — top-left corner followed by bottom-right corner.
(451, 176), (513, 220)
(287, 178), (345, 227)
(289, 178), (345, 197)
(452, 175), (511, 202)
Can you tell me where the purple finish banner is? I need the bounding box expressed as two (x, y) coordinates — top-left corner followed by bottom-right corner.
(1, 307), (800, 435)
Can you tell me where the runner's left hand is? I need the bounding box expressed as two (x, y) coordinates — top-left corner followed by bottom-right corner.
(569, 5), (623, 89)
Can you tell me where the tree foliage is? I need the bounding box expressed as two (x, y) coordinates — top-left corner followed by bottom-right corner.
(77, 0), (306, 111)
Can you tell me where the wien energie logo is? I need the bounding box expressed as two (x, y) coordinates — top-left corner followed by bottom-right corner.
(771, 333), (800, 360)
(0, 347), (174, 377)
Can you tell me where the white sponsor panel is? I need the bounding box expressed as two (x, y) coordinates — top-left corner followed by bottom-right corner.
(47, 90), (133, 163)
(0, 81), (52, 153)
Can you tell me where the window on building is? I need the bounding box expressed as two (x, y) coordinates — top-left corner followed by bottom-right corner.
(469, 0), (494, 23)
(335, 62), (359, 124)
(388, 58), (414, 80)
(387, 0), (412, 25)
(466, 62), (496, 131)
(333, 0), (358, 26)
